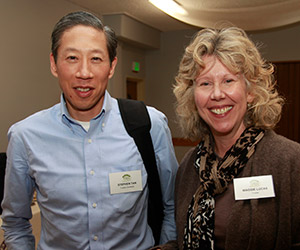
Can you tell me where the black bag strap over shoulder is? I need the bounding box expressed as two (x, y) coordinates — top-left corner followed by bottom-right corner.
(0, 153), (6, 214)
(117, 98), (164, 245)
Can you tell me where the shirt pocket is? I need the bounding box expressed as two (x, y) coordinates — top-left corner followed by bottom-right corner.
(107, 163), (147, 214)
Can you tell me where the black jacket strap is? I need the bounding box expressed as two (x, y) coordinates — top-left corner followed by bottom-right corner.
(117, 98), (164, 245)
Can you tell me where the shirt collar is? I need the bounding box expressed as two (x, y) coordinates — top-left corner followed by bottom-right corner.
(94, 90), (112, 120)
(60, 91), (113, 123)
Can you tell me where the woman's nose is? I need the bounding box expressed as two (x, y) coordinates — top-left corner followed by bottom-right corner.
(210, 83), (225, 100)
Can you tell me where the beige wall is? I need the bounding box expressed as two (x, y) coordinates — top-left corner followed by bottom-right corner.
(0, 0), (150, 153)
(0, 0), (87, 152)
(249, 24), (300, 62)
(108, 41), (147, 100)
(1, 0), (300, 163)
(145, 25), (300, 162)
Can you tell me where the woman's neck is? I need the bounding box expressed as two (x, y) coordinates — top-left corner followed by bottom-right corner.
(213, 135), (236, 158)
(211, 124), (247, 158)
(213, 130), (246, 158)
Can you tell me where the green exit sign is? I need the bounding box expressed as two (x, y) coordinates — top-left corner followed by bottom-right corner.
(132, 62), (140, 72)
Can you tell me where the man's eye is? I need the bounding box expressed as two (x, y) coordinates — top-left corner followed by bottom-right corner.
(92, 57), (102, 62)
(67, 56), (77, 60)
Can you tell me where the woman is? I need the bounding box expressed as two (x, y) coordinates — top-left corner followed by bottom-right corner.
(153, 27), (300, 249)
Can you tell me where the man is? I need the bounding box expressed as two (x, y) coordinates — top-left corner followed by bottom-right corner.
(1, 11), (178, 250)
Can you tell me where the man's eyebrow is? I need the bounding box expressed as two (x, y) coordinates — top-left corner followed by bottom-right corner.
(90, 49), (106, 55)
(62, 47), (78, 53)
(63, 47), (106, 54)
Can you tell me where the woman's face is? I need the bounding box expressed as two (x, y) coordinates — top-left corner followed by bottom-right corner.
(194, 55), (253, 139)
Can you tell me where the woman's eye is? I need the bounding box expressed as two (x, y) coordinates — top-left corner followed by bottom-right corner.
(225, 79), (234, 84)
(200, 82), (210, 87)
(194, 79), (212, 87)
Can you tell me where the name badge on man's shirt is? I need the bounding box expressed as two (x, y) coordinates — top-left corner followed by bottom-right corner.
(109, 170), (143, 194)
(233, 175), (275, 200)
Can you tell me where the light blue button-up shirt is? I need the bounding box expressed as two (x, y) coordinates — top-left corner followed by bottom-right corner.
(2, 91), (178, 250)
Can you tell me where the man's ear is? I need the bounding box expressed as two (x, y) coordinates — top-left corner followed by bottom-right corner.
(108, 57), (118, 79)
(50, 53), (58, 78)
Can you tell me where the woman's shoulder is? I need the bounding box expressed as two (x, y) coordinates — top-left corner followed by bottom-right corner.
(254, 130), (300, 172)
(179, 147), (197, 165)
(262, 130), (300, 154)
(177, 147), (198, 177)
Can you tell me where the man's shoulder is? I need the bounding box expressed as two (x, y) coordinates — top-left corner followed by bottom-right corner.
(112, 98), (170, 140)
(9, 104), (60, 134)
(146, 106), (167, 124)
(112, 97), (166, 124)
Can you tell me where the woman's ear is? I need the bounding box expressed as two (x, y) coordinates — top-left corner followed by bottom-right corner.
(247, 91), (255, 104)
(50, 53), (58, 78)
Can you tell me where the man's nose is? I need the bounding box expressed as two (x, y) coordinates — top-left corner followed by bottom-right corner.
(76, 59), (93, 79)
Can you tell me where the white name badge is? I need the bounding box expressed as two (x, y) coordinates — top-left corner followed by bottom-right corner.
(233, 175), (275, 200)
(109, 170), (143, 194)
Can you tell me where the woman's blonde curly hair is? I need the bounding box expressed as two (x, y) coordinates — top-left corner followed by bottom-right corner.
(174, 26), (284, 141)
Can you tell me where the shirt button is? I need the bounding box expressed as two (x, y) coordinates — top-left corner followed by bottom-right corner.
(90, 170), (95, 175)
(88, 139), (92, 143)
(93, 235), (98, 241)
(102, 123), (105, 127)
(92, 203), (97, 208)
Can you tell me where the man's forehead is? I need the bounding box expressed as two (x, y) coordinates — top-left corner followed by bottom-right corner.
(59, 25), (106, 46)
(61, 24), (104, 37)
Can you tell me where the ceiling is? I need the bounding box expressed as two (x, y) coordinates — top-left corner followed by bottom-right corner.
(66, 0), (300, 32)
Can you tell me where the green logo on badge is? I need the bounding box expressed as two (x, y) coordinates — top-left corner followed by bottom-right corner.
(250, 179), (260, 187)
(122, 174), (131, 182)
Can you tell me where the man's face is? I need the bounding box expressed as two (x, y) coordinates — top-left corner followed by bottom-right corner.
(50, 25), (117, 121)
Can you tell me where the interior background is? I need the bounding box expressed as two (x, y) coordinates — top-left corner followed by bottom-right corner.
(1, 0), (300, 161)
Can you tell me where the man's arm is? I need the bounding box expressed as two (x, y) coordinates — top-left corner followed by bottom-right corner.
(1, 127), (35, 250)
(148, 107), (178, 244)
